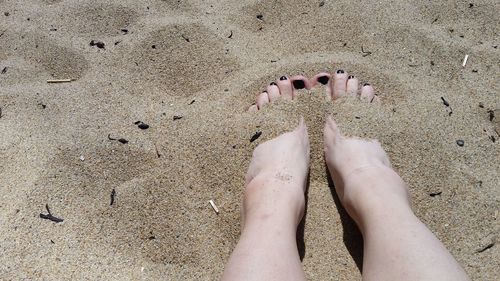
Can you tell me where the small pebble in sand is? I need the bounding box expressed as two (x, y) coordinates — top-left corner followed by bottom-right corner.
(4, 12), (9, 16)
(135, 121), (149, 130)
(456, 140), (465, 147)
(173, 115), (183, 121)
(256, 14), (263, 20)
(79, 155), (85, 161)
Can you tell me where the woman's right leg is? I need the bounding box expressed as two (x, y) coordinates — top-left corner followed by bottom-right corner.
(324, 116), (470, 281)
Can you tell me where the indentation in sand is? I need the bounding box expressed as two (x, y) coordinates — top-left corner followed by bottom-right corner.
(0, 31), (89, 80)
(26, 146), (205, 265)
(128, 24), (239, 95)
(232, 1), (364, 55)
(57, 3), (138, 36)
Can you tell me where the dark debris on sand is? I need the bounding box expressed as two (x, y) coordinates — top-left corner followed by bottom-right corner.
(110, 189), (116, 206)
(108, 134), (129, 144)
(250, 131), (262, 143)
(39, 204), (64, 223)
(90, 40), (105, 49)
(134, 121), (149, 130)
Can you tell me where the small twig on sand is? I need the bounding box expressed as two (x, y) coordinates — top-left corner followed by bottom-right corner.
(39, 204), (64, 223)
(47, 79), (74, 83)
(110, 189), (116, 206)
(209, 200), (219, 214)
(361, 46), (372, 57)
(154, 143), (161, 158)
(462, 54), (469, 67)
(250, 131), (262, 143)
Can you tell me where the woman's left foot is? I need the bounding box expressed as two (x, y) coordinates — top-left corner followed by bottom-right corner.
(243, 118), (310, 227)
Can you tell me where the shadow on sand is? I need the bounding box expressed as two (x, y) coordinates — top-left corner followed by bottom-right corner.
(325, 167), (364, 272)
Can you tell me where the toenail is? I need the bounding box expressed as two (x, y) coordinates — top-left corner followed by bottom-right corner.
(337, 69), (345, 74)
(317, 76), (329, 85)
(363, 83), (370, 86)
(262, 90), (267, 93)
(280, 76), (288, 80)
(270, 82), (277, 86)
(348, 75), (354, 79)
(292, 80), (305, 89)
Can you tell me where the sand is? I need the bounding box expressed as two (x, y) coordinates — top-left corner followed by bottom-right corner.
(0, 0), (498, 280)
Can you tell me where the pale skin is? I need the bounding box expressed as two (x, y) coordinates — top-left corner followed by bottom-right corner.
(221, 70), (470, 281)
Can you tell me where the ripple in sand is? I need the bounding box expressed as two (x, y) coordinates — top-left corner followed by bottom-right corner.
(57, 3), (138, 36)
(128, 24), (239, 95)
(0, 31), (89, 80)
(231, 1), (364, 55)
(25, 146), (208, 266)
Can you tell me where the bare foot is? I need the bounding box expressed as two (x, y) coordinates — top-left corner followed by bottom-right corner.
(323, 116), (410, 228)
(222, 118), (309, 281)
(244, 118), (310, 227)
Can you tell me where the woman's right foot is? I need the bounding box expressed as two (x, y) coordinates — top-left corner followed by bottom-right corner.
(323, 115), (411, 229)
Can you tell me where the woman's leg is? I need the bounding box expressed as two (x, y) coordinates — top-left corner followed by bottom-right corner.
(324, 116), (470, 281)
(222, 119), (309, 281)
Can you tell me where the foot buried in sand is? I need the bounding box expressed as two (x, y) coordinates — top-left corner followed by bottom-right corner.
(225, 71), (470, 281)
(248, 69), (378, 111)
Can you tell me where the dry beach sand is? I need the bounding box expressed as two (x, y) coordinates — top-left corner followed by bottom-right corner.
(0, 0), (499, 280)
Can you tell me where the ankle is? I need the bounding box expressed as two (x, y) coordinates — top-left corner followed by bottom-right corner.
(339, 166), (412, 227)
(244, 174), (305, 227)
(356, 197), (415, 233)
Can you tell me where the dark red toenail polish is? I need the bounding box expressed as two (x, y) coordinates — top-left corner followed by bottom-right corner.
(318, 76), (329, 85)
(279, 76), (288, 80)
(348, 75), (354, 79)
(337, 69), (345, 74)
(363, 83), (370, 86)
(292, 80), (305, 89)
(270, 82), (277, 86)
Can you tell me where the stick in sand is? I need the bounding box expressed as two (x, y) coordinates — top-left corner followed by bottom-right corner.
(47, 79), (75, 83)
(462, 54), (469, 67)
(209, 200), (219, 214)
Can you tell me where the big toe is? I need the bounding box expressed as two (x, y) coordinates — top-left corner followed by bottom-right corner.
(277, 76), (294, 100)
(332, 69), (348, 99)
(324, 115), (342, 148)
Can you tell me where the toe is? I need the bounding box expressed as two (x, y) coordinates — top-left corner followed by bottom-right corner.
(360, 83), (375, 102)
(312, 72), (331, 87)
(295, 116), (307, 135)
(311, 72), (333, 100)
(324, 115), (342, 146)
(248, 104), (258, 112)
(346, 75), (359, 97)
(266, 83), (281, 102)
(291, 75), (311, 90)
(277, 76), (294, 100)
(332, 69), (348, 99)
(256, 92), (270, 109)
